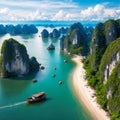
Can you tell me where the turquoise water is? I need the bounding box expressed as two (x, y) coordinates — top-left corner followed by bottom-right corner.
(0, 27), (92, 120)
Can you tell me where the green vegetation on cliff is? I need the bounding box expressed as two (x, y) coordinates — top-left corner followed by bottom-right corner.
(99, 38), (120, 73)
(0, 38), (29, 77)
(0, 38), (39, 78)
(83, 19), (120, 119)
(62, 22), (92, 55)
(90, 19), (120, 71)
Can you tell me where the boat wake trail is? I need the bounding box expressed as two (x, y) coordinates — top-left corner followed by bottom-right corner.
(0, 101), (26, 109)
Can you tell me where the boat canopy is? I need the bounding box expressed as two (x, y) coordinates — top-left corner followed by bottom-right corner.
(33, 92), (45, 98)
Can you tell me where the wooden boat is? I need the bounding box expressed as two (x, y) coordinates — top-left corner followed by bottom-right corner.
(27, 92), (46, 103)
(32, 79), (37, 83)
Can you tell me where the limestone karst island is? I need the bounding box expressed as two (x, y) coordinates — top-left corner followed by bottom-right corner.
(0, 0), (119, 120)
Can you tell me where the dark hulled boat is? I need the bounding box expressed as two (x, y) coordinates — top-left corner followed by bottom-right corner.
(27, 92), (46, 103)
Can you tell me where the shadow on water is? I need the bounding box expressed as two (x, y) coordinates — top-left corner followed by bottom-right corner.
(3, 70), (40, 81)
(0, 71), (39, 97)
(42, 38), (49, 43)
(0, 79), (30, 97)
(50, 38), (58, 43)
(0, 71), (41, 97)
(21, 34), (35, 39)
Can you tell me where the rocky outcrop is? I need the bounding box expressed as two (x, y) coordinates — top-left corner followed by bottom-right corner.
(60, 22), (91, 55)
(103, 52), (120, 84)
(29, 57), (40, 72)
(99, 38), (120, 117)
(49, 29), (60, 39)
(0, 38), (39, 78)
(47, 43), (55, 50)
(41, 29), (49, 38)
(99, 38), (120, 84)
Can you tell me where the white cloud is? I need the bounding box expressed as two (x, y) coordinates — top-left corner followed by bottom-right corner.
(52, 10), (65, 20)
(0, 1), (119, 21)
(0, 8), (9, 14)
(79, 4), (120, 21)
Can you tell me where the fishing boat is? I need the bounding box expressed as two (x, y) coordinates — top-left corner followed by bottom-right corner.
(27, 92), (46, 103)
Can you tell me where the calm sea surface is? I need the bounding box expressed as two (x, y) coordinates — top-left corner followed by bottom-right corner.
(0, 27), (92, 120)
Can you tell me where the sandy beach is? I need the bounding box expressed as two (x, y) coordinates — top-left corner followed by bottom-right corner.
(72, 55), (110, 120)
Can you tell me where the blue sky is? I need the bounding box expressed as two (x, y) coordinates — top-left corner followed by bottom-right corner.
(0, 0), (119, 21)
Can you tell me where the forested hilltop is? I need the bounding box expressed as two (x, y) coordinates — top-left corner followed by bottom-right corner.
(83, 19), (120, 120)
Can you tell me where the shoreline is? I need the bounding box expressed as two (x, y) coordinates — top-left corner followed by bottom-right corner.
(72, 55), (110, 120)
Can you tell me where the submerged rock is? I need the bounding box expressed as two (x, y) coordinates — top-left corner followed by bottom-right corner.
(0, 38), (39, 78)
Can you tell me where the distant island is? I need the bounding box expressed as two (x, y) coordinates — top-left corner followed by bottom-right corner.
(41, 27), (68, 39)
(0, 38), (40, 78)
(41, 24), (93, 56)
(0, 24), (38, 35)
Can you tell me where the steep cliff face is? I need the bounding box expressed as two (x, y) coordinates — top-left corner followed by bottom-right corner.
(60, 22), (92, 55)
(99, 38), (120, 84)
(103, 51), (120, 84)
(29, 57), (40, 72)
(105, 62), (120, 119)
(0, 38), (39, 77)
(105, 20), (118, 45)
(90, 23), (106, 70)
(83, 19), (120, 119)
(90, 19), (120, 70)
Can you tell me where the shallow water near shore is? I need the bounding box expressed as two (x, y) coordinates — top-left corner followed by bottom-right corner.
(0, 27), (92, 120)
